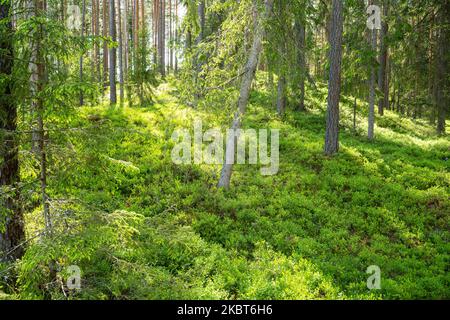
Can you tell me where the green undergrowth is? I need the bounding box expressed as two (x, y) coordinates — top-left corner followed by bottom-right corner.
(3, 77), (449, 300)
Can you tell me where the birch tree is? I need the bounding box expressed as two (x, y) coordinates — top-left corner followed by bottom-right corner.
(218, 0), (274, 188)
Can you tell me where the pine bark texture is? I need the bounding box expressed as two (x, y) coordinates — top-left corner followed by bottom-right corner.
(324, 0), (343, 155)
(0, 0), (25, 261)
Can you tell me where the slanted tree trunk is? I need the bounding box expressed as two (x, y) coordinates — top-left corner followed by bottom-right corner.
(0, 0), (25, 261)
(218, 0), (274, 188)
(324, 0), (344, 155)
(109, 0), (117, 104)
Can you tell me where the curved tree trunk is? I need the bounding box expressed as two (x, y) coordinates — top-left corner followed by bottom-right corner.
(218, 0), (274, 188)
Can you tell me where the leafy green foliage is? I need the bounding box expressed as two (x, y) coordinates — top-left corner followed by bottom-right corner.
(2, 81), (447, 300)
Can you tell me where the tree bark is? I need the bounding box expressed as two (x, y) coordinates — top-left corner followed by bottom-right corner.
(0, 0), (25, 261)
(218, 0), (274, 188)
(29, 0), (51, 232)
(368, 28), (377, 140)
(103, 0), (109, 89)
(294, 16), (306, 111)
(377, 0), (389, 116)
(324, 0), (344, 155)
(159, 0), (166, 76)
(276, 75), (286, 116)
(175, 0), (178, 73)
(79, 0), (86, 106)
(118, 0), (124, 105)
(436, 2), (449, 135)
(109, 0), (117, 104)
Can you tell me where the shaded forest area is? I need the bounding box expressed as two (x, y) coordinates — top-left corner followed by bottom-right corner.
(0, 0), (449, 299)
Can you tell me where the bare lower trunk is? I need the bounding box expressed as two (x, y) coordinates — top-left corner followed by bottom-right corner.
(0, 0), (25, 260)
(377, 0), (389, 116)
(103, 0), (109, 89)
(276, 75), (286, 116)
(218, 0), (274, 188)
(79, 0), (86, 106)
(118, 0), (124, 105)
(109, 0), (117, 104)
(324, 0), (343, 155)
(436, 2), (449, 135)
(368, 29), (377, 141)
(159, 0), (166, 76)
(294, 16), (306, 111)
(30, 0), (51, 233)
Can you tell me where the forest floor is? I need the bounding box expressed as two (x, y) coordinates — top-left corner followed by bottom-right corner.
(2, 78), (449, 299)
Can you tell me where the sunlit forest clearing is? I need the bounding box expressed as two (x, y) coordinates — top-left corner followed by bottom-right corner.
(1, 0), (449, 300)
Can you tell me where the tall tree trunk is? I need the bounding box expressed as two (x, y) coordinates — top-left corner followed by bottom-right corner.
(294, 16), (306, 111)
(378, 0), (389, 116)
(118, 0), (124, 105)
(30, 0), (51, 232)
(109, 0), (117, 104)
(436, 2), (449, 135)
(103, 0), (109, 89)
(324, 0), (344, 155)
(94, 0), (101, 82)
(194, 0), (206, 99)
(125, 0), (132, 106)
(276, 75), (286, 116)
(169, 0), (173, 72)
(140, 0), (145, 66)
(429, 13), (436, 125)
(159, 0), (166, 76)
(218, 0), (274, 188)
(79, 0), (86, 106)
(91, 0), (96, 82)
(153, 0), (158, 65)
(0, 0), (25, 261)
(368, 29), (377, 140)
(174, 0), (178, 73)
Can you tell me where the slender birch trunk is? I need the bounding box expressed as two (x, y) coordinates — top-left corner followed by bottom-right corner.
(218, 0), (274, 188)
